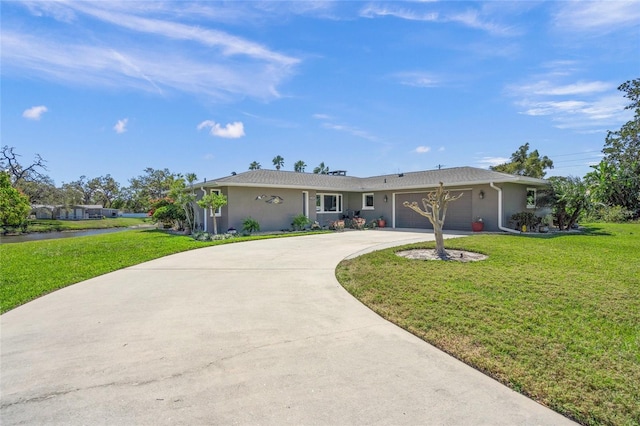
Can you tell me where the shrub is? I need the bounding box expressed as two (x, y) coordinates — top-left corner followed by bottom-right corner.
(242, 217), (260, 234)
(510, 211), (540, 231)
(291, 214), (310, 231)
(586, 205), (634, 223)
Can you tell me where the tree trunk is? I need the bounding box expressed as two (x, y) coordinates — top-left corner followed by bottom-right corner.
(212, 215), (218, 235)
(434, 222), (448, 258)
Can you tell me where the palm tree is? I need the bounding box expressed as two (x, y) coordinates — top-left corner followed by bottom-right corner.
(272, 155), (284, 170)
(249, 161), (261, 170)
(294, 160), (306, 172)
(313, 162), (330, 174)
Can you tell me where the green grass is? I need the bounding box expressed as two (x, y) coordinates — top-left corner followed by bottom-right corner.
(336, 223), (640, 425)
(0, 229), (326, 314)
(19, 217), (151, 232)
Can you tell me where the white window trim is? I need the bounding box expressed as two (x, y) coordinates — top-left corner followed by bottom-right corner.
(316, 193), (343, 214)
(362, 193), (375, 210)
(211, 189), (222, 217)
(526, 187), (537, 209)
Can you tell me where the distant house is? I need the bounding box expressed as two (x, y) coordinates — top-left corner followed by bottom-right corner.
(30, 205), (120, 220)
(191, 167), (549, 233)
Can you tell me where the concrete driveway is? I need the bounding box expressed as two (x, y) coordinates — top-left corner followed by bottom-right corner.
(1, 230), (574, 425)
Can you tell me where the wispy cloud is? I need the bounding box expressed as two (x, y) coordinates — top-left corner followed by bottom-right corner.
(22, 105), (48, 120)
(198, 120), (245, 139)
(415, 146), (431, 154)
(2, 2), (300, 101)
(506, 64), (631, 131)
(312, 113), (332, 120)
(477, 156), (509, 167)
(553, 1), (640, 32)
(312, 113), (378, 141)
(359, 3), (518, 36)
(113, 118), (128, 134)
(394, 71), (441, 88)
(321, 122), (378, 141)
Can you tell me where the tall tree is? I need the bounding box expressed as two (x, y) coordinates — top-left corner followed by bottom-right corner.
(90, 175), (120, 208)
(17, 176), (59, 205)
(0, 146), (57, 204)
(313, 162), (330, 174)
(125, 168), (177, 212)
(168, 177), (196, 233)
(403, 182), (463, 258)
(586, 78), (640, 216)
(539, 176), (590, 230)
(249, 161), (261, 170)
(0, 146), (48, 185)
(272, 155), (284, 170)
(490, 143), (553, 178)
(0, 171), (31, 228)
(294, 160), (307, 172)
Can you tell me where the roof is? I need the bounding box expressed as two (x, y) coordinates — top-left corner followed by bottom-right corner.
(195, 167), (548, 192)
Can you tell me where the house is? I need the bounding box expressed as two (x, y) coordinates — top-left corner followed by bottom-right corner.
(30, 205), (120, 220)
(192, 167), (549, 233)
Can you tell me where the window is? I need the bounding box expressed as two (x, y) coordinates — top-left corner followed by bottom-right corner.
(210, 189), (222, 217)
(316, 193), (343, 213)
(526, 188), (536, 209)
(362, 193), (374, 210)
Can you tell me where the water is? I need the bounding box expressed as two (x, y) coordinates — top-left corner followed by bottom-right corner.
(0, 227), (138, 244)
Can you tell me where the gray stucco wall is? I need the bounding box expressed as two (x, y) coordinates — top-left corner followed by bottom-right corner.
(193, 182), (548, 234)
(226, 186), (312, 232)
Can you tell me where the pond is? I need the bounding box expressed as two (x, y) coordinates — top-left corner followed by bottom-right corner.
(0, 227), (137, 244)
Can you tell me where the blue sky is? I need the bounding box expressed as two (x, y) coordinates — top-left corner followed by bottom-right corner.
(2, 1), (639, 186)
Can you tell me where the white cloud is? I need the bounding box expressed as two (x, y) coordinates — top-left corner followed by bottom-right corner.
(507, 71), (632, 131)
(477, 156), (509, 167)
(394, 72), (441, 88)
(198, 120), (245, 139)
(321, 122), (378, 142)
(203, 153), (215, 160)
(415, 146), (431, 154)
(515, 80), (613, 96)
(22, 105), (48, 120)
(113, 118), (128, 134)
(2, 2), (300, 101)
(438, 146), (445, 152)
(312, 113), (332, 120)
(359, 3), (518, 36)
(554, 1), (640, 32)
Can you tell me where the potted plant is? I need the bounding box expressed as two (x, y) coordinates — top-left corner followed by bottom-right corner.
(377, 216), (386, 228)
(472, 217), (484, 232)
(538, 214), (552, 233)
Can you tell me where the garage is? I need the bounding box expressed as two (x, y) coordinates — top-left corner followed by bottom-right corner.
(394, 190), (472, 231)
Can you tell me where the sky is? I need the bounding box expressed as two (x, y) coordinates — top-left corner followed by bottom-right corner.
(2, 1), (639, 187)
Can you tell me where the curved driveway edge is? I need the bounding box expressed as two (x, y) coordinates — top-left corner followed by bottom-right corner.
(1, 230), (574, 425)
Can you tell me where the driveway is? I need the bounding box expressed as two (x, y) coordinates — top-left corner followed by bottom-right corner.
(1, 230), (574, 425)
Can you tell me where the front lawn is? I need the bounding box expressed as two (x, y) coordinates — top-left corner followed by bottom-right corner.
(0, 229), (325, 313)
(336, 223), (640, 425)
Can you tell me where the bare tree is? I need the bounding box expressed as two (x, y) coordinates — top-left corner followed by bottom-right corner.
(1, 146), (48, 185)
(403, 182), (463, 259)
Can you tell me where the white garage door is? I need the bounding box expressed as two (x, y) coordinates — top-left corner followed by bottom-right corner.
(395, 191), (472, 231)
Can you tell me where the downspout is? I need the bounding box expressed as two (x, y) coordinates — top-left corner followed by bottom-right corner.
(200, 187), (208, 233)
(490, 182), (520, 234)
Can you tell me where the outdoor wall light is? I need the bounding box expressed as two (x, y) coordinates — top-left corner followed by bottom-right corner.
(479, 190), (485, 200)
(384, 195), (388, 203)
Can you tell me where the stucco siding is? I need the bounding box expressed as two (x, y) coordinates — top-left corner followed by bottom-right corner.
(227, 186), (310, 232)
(502, 183), (531, 230)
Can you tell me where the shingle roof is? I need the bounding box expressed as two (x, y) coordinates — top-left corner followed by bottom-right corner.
(196, 167), (547, 191)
